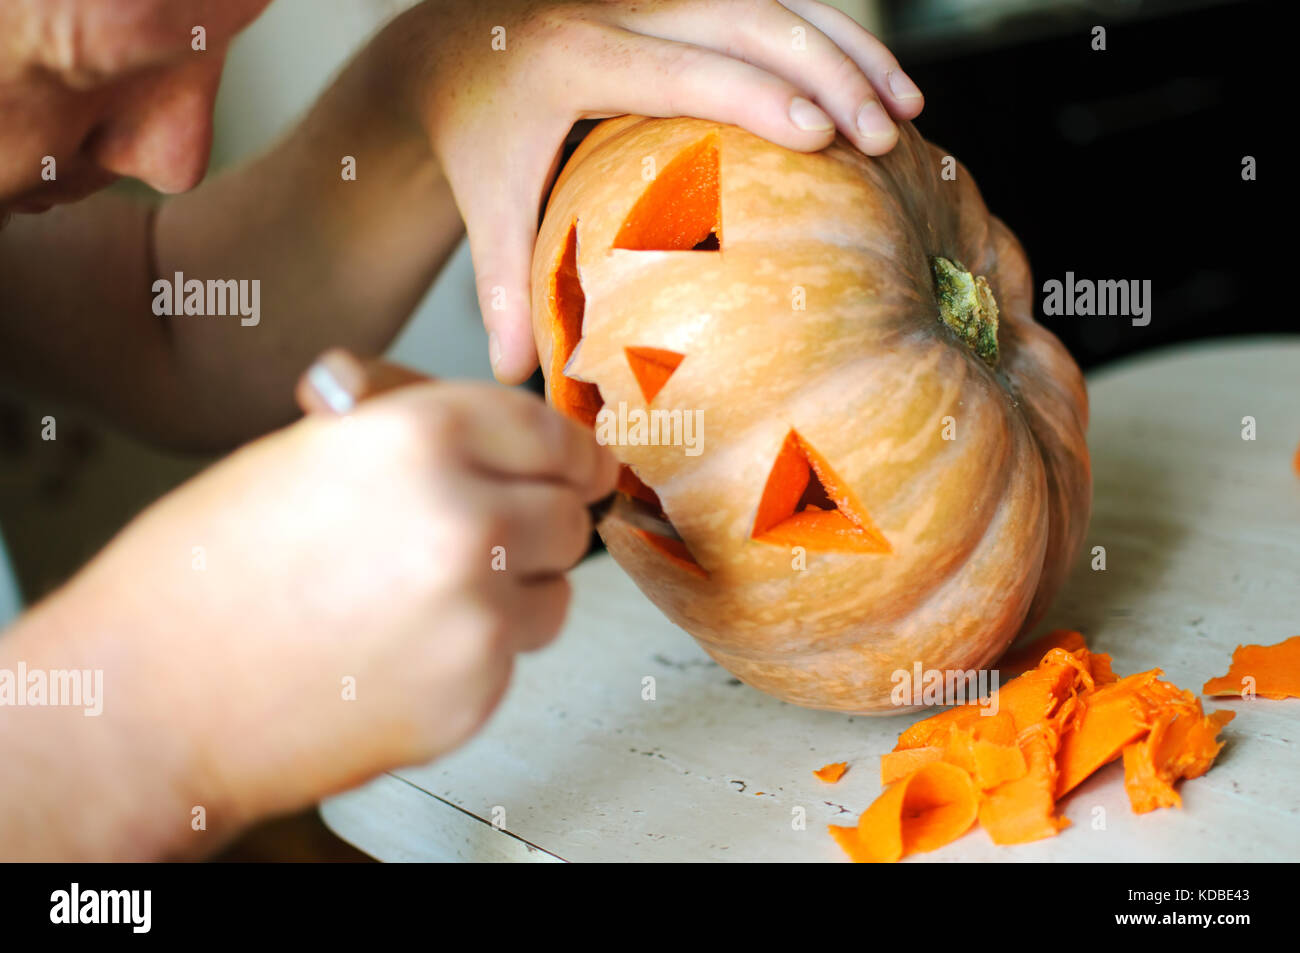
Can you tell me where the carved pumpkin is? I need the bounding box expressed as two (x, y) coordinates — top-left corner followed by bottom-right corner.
(531, 116), (1091, 713)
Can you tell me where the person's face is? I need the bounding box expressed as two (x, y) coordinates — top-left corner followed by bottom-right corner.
(0, 0), (271, 213)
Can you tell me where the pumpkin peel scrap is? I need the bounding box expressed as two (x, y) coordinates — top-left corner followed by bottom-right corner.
(893, 646), (1091, 752)
(880, 746), (944, 786)
(833, 631), (1235, 861)
(832, 761), (978, 863)
(1122, 707), (1235, 814)
(978, 725), (1069, 845)
(1202, 635), (1300, 700)
(813, 761), (848, 783)
(1053, 669), (1166, 798)
(999, 629), (1087, 677)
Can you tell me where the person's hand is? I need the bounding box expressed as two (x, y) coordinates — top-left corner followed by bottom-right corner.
(377, 0), (924, 383)
(15, 353), (616, 856)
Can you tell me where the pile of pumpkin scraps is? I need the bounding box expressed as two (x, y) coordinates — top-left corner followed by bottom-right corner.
(828, 630), (1237, 863)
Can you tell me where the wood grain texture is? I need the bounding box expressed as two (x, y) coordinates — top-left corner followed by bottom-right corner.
(323, 338), (1300, 862)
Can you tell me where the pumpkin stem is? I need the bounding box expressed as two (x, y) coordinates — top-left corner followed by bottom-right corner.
(931, 256), (999, 366)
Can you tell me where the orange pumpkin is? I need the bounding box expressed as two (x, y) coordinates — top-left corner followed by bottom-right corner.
(531, 116), (1091, 713)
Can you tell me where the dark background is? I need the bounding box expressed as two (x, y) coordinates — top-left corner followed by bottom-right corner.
(888, 0), (1279, 371)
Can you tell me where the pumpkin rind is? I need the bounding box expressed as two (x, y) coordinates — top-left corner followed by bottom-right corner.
(531, 117), (1091, 713)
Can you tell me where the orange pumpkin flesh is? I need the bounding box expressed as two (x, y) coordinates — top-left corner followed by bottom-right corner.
(625, 347), (685, 403)
(833, 635), (1235, 860)
(752, 431), (891, 554)
(531, 116), (1092, 713)
(548, 224), (602, 429)
(613, 135), (721, 252)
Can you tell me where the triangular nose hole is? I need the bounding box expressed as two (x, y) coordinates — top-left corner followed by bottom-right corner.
(751, 431), (892, 554)
(613, 136), (721, 251)
(625, 347), (684, 403)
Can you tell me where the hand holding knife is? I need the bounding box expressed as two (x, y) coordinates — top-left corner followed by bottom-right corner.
(296, 349), (680, 541)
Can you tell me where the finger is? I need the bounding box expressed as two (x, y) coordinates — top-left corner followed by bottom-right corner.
(296, 349), (431, 415)
(395, 382), (619, 502)
(607, 0), (900, 154)
(473, 477), (593, 577)
(777, 0), (924, 119)
(573, 28), (838, 152)
(456, 159), (548, 386)
(711, 0), (902, 153)
(508, 575), (572, 653)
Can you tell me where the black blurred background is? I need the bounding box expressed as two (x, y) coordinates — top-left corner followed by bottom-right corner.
(886, 0), (1279, 370)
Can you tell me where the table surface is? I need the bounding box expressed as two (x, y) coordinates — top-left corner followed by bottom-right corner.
(322, 337), (1300, 862)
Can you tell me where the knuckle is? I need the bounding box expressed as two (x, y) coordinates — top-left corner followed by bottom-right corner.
(474, 608), (512, 660)
(349, 404), (433, 467)
(447, 600), (510, 673)
(830, 49), (872, 96)
(526, 4), (595, 46)
(414, 397), (466, 451)
(555, 491), (593, 559)
(448, 502), (506, 563)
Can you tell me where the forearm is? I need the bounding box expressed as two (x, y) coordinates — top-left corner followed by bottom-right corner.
(156, 23), (463, 446)
(0, 20), (462, 450)
(0, 593), (203, 860)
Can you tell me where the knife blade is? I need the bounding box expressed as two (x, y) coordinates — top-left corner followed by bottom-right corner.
(588, 491), (682, 541)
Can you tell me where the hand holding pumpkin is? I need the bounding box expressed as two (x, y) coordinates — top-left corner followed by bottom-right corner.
(378, 0), (924, 383)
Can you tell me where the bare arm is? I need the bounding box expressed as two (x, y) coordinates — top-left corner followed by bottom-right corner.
(0, 22), (462, 451)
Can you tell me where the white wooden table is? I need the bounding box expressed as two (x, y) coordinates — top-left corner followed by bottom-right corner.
(322, 338), (1300, 862)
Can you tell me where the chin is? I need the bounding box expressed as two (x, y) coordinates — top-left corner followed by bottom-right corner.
(11, 200), (54, 214)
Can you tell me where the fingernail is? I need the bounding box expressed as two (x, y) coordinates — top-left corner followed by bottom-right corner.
(488, 331), (502, 371)
(887, 70), (923, 101)
(789, 96), (834, 132)
(855, 100), (895, 140)
(306, 350), (364, 415)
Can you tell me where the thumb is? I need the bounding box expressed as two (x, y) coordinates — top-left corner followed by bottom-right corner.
(464, 196), (542, 386)
(295, 348), (431, 416)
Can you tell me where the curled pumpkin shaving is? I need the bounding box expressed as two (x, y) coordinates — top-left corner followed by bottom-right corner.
(880, 746), (943, 786)
(979, 725), (1069, 845)
(942, 712), (1027, 790)
(893, 646), (1092, 751)
(833, 631), (1236, 862)
(813, 761), (848, 783)
(1202, 635), (1300, 700)
(1122, 706), (1235, 813)
(1054, 669), (1168, 797)
(829, 761), (977, 863)
(999, 629), (1086, 677)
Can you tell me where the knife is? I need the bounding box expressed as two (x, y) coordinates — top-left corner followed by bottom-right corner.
(588, 490), (682, 541)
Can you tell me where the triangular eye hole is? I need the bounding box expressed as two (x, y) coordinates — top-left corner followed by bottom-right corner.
(613, 136), (721, 251)
(751, 431), (892, 554)
(625, 347), (684, 403)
